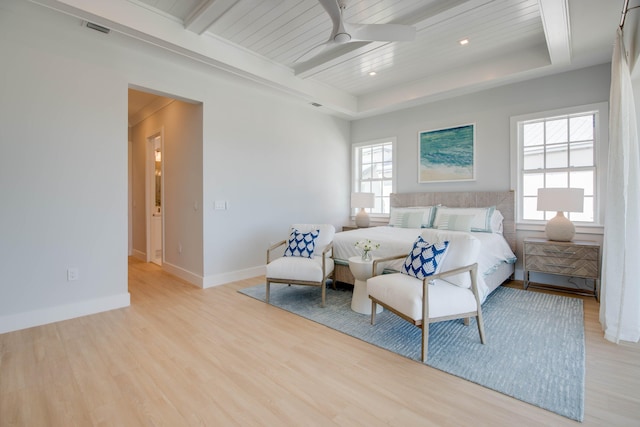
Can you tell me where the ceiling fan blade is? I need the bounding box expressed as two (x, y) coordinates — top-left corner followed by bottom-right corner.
(348, 23), (416, 42)
(294, 41), (333, 63)
(317, 0), (342, 37)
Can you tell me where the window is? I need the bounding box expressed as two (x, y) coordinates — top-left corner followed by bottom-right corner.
(511, 103), (608, 226)
(353, 138), (396, 217)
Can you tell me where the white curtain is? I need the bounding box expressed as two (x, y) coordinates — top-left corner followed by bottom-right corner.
(600, 28), (640, 343)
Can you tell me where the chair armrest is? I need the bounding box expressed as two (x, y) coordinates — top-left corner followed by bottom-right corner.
(422, 263), (480, 301)
(425, 263), (478, 282)
(267, 240), (287, 264)
(321, 242), (334, 275)
(322, 242), (333, 258)
(372, 253), (407, 277)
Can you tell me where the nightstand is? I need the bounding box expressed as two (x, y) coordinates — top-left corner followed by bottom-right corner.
(523, 238), (600, 299)
(342, 225), (358, 231)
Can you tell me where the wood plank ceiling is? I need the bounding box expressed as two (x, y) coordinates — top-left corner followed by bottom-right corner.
(38, 0), (619, 118)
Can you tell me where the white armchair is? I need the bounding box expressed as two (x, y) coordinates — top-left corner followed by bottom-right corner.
(367, 230), (486, 363)
(266, 224), (335, 307)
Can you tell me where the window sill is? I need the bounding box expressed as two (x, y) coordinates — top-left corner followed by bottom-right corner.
(516, 222), (604, 235)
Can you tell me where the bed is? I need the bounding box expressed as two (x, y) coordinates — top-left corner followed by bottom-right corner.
(333, 191), (517, 302)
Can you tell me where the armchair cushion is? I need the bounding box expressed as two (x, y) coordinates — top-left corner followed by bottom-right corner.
(401, 236), (449, 280)
(266, 256), (335, 282)
(420, 229), (481, 288)
(284, 228), (319, 258)
(368, 273), (478, 321)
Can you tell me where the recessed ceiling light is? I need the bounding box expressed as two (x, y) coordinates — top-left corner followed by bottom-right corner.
(369, 71), (377, 76)
(459, 39), (469, 46)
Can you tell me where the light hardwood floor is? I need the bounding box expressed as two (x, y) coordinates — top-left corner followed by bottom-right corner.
(1, 258), (639, 426)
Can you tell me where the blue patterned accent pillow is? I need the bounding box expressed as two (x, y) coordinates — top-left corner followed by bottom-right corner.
(284, 229), (320, 258)
(401, 236), (449, 280)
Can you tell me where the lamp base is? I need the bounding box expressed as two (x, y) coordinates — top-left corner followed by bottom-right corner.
(355, 208), (370, 228)
(545, 212), (575, 241)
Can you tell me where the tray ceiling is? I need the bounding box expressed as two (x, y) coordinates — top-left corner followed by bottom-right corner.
(31, 0), (621, 118)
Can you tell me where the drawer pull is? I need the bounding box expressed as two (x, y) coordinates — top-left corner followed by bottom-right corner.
(543, 250), (577, 255)
(544, 263), (574, 269)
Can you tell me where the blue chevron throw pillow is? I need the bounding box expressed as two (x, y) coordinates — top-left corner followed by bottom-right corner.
(284, 229), (320, 258)
(401, 236), (449, 280)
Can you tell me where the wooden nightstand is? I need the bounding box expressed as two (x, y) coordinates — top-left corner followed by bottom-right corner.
(523, 238), (600, 299)
(342, 225), (358, 231)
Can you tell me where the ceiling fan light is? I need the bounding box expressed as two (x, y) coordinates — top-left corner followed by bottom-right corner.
(334, 32), (351, 44)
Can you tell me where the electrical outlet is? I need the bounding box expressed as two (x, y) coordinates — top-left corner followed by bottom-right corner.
(67, 268), (79, 281)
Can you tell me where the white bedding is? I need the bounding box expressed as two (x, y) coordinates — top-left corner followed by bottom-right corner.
(333, 226), (516, 301)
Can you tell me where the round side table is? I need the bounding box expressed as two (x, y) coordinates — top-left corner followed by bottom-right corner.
(348, 256), (383, 315)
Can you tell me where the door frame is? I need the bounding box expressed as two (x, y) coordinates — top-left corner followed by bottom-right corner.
(146, 128), (164, 264)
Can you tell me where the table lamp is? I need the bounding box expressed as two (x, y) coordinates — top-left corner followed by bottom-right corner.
(351, 192), (375, 228)
(536, 188), (584, 241)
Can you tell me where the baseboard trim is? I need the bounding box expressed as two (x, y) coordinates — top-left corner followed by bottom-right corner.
(131, 249), (146, 261)
(162, 261), (204, 287)
(203, 265), (265, 288)
(0, 292), (130, 334)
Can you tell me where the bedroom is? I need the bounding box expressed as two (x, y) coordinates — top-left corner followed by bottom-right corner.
(0, 0), (638, 424)
(0, 0), (621, 329)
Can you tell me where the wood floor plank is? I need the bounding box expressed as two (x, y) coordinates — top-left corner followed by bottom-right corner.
(0, 257), (638, 426)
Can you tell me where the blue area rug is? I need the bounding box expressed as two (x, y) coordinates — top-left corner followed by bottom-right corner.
(239, 283), (585, 421)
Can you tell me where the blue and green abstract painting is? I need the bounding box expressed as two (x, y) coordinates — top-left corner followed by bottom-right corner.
(419, 124), (474, 182)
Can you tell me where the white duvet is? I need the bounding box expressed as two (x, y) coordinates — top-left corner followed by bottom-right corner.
(333, 226), (516, 301)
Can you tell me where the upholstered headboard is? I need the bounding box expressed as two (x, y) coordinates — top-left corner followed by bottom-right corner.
(390, 191), (516, 252)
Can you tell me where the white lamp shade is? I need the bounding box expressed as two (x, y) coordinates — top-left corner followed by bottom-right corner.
(537, 188), (584, 213)
(537, 188), (584, 241)
(350, 192), (375, 209)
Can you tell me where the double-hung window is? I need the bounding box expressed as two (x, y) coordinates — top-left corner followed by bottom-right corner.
(352, 138), (396, 217)
(511, 102), (608, 227)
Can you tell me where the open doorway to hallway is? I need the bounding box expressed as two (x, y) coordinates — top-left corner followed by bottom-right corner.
(127, 86), (204, 286)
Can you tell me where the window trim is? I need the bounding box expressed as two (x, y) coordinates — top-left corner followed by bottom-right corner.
(510, 102), (608, 229)
(352, 137), (397, 219)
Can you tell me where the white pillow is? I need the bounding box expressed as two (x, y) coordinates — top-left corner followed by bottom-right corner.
(491, 209), (504, 234)
(433, 206), (495, 233)
(436, 214), (474, 232)
(420, 229), (481, 288)
(388, 206), (435, 228)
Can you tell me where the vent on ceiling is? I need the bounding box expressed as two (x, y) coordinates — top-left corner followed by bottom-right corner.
(310, 102), (322, 107)
(85, 21), (110, 34)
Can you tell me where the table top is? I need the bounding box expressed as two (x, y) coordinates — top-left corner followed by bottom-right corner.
(348, 255), (374, 265)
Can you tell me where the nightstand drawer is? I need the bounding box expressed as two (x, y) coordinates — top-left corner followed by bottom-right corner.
(524, 243), (598, 260)
(525, 255), (599, 278)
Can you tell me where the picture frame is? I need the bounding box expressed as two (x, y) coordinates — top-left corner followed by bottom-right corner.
(418, 123), (475, 183)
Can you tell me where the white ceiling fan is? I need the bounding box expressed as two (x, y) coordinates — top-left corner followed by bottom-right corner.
(296, 0), (416, 63)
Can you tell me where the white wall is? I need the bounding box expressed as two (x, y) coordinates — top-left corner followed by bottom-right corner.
(0, 0), (350, 332)
(352, 64), (612, 287)
(352, 64), (611, 193)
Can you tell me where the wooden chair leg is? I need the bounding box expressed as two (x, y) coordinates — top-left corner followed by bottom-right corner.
(370, 301), (377, 325)
(421, 323), (429, 363)
(266, 282), (270, 304)
(476, 308), (486, 344)
(464, 317), (470, 326)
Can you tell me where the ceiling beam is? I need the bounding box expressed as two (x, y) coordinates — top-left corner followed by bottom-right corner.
(184, 0), (240, 35)
(538, 0), (571, 65)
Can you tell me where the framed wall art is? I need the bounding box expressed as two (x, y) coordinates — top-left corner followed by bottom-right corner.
(418, 123), (475, 183)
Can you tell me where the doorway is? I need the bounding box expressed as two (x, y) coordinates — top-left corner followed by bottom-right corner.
(148, 133), (163, 266)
